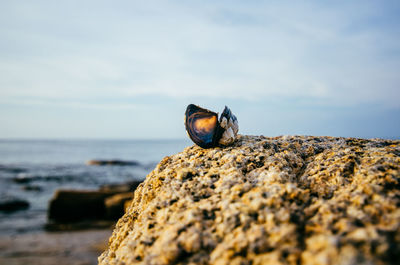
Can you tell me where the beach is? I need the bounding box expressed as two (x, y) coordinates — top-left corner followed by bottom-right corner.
(0, 139), (190, 264)
(0, 230), (111, 265)
(0, 229), (111, 265)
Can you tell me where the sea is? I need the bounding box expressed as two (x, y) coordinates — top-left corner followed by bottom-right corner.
(0, 139), (191, 235)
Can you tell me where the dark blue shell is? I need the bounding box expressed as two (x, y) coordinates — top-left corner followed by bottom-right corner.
(185, 104), (223, 148)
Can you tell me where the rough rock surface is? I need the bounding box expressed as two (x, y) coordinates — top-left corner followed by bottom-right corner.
(99, 135), (400, 265)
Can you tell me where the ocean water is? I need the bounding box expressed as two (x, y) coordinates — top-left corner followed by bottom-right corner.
(0, 139), (191, 235)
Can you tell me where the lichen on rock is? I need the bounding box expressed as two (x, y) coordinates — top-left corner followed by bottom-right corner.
(99, 135), (400, 265)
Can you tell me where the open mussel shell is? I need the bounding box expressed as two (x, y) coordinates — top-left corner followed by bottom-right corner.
(185, 104), (239, 149)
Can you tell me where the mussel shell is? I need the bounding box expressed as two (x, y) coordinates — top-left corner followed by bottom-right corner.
(185, 104), (223, 149)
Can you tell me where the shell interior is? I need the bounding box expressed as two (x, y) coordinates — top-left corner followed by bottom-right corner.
(185, 104), (222, 149)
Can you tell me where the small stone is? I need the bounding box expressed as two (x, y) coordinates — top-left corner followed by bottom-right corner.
(0, 198), (29, 213)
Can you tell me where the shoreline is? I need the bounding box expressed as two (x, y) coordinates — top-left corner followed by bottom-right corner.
(0, 228), (111, 265)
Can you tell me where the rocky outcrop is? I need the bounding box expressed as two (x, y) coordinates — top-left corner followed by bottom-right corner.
(48, 190), (113, 222)
(86, 160), (140, 166)
(99, 181), (141, 194)
(105, 193), (136, 220)
(99, 135), (400, 265)
(0, 197), (29, 212)
(48, 181), (141, 224)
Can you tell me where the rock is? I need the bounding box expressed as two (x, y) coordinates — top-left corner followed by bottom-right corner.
(99, 135), (400, 265)
(13, 174), (62, 184)
(99, 181), (142, 194)
(45, 219), (115, 231)
(12, 175), (33, 184)
(48, 190), (112, 222)
(86, 160), (140, 166)
(105, 193), (134, 220)
(0, 198), (29, 212)
(0, 165), (26, 174)
(48, 181), (141, 224)
(22, 185), (43, 192)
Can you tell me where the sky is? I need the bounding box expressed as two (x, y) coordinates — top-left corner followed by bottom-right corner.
(0, 0), (399, 139)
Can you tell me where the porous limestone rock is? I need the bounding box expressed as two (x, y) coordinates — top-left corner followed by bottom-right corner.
(99, 135), (400, 265)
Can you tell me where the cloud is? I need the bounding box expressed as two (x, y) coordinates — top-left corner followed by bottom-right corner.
(0, 0), (399, 108)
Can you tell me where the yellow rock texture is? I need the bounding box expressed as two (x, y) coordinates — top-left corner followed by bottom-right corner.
(99, 135), (400, 265)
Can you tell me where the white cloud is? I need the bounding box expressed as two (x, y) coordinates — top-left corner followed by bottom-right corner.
(0, 0), (399, 107)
